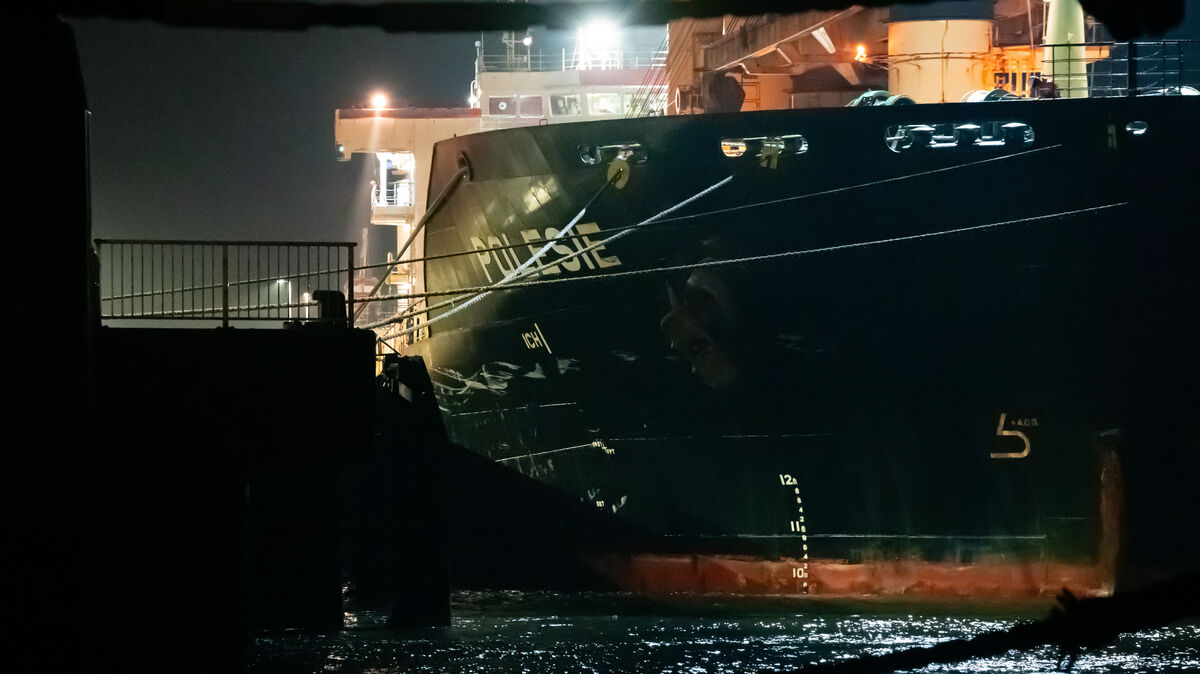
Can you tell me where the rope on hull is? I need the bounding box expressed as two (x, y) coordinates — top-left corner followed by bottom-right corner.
(373, 202), (1128, 303)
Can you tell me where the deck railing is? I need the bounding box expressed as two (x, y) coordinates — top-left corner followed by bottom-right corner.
(478, 50), (666, 73)
(95, 239), (356, 327)
(372, 181), (414, 208)
(993, 40), (1200, 99)
(1104, 40), (1198, 96)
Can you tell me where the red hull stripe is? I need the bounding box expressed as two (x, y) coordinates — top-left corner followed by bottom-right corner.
(585, 554), (1111, 598)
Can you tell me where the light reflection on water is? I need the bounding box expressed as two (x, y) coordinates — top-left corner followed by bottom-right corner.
(251, 591), (1200, 673)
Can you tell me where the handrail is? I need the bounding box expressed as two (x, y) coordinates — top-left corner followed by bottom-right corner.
(982, 39), (1200, 99)
(372, 182), (414, 208)
(352, 165), (470, 323)
(95, 239), (357, 327)
(478, 50), (666, 73)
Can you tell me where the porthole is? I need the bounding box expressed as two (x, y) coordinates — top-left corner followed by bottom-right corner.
(578, 142), (646, 166)
(721, 139), (747, 157)
(579, 145), (600, 165)
(720, 133), (807, 158)
(778, 134), (808, 154)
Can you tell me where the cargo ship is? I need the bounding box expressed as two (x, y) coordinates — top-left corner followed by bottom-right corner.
(339, 1), (1200, 597)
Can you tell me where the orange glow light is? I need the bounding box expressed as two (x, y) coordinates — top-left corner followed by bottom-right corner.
(370, 92), (389, 110)
(854, 44), (867, 63)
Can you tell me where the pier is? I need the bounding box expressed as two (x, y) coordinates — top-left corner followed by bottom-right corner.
(88, 322), (374, 670)
(87, 240), (364, 667)
(74, 238), (645, 669)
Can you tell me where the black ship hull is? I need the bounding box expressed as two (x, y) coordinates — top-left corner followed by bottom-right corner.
(408, 97), (1199, 597)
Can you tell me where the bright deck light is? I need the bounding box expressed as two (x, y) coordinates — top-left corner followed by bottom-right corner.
(576, 19), (620, 69)
(854, 44), (868, 62)
(522, 33), (533, 47)
(370, 92), (389, 109)
(578, 20), (619, 52)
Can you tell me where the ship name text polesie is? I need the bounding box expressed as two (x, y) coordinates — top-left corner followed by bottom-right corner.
(469, 223), (622, 283)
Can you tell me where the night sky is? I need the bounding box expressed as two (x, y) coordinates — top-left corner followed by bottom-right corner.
(70, 19), (478, 246)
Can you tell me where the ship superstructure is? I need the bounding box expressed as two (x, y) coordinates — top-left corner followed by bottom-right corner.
(664, 0), (1122, 111)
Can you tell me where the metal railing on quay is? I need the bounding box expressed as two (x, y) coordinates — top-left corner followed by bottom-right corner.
(95, 239), (356, 327)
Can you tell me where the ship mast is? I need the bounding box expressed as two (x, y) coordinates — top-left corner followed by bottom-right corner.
(499, 0), (533, 71)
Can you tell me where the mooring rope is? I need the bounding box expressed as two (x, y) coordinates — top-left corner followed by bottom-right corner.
(361, 169), (621, 331)
(367, 203), (1126, 306)
(409, 170), (620, 328)
(105, 146), (1063, 308)
(364, 143), (1067, 339)
(363, 171), (737, 332)
(353, 165), (470, 321)
(653, 143), (1063, 225)
(356, 143), (1063, 277)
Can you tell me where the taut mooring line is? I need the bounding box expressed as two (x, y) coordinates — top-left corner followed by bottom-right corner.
(365, 171), (737, 333)
(372, 202), (1127, 304)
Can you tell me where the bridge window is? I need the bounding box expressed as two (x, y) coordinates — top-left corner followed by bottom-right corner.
(589, 92), (621, 115)
(519, 95), (545, 118)
(551, 94), (582, 116)
(488, 96), (516, 116)
(619, 92), (666, 115)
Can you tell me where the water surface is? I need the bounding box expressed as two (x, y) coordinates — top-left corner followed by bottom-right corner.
(252, 591), (1200, 673)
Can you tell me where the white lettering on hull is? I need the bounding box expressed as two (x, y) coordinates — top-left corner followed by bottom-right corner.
(521, 322), (552, 355)
(469, 222), (622, 283)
